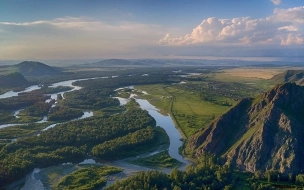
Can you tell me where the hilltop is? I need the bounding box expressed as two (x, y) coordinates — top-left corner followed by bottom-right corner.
(14, 61), (61, 76)
(271, 70), (304, 85)
(0, 72), (29, 88)
(189, 82), (304, 173)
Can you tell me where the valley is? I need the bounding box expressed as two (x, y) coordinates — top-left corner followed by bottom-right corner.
(1, 60), (304, 189)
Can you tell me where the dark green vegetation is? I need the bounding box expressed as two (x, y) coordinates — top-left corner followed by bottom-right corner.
(48, 106), (84, 121)
(13, 61), (61, 76)
(92, 127), (157, 159)
(0, 91), (50, 110)
(0, 92), (52, 124)
(108, 156), (304, 190)
(20, 101), (53, 117)
(129, 151), (181, 168)
(189, 83), (304, 174)
(0, 106), (159, 186)
(0, 72), (29, 88)
(38, 86), (73, 94)
(63, 88), (119, 110)
(107, 160), (236, 190)
(55, 166), (123, 190)
(0, 110), (16, 124)
(0, 123), (50, 139)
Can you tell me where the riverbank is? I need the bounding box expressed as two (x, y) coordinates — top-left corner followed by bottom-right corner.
(2, 76), (191, 189)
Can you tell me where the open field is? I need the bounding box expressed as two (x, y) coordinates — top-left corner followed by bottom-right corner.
(136, 84), (235, 138)
(222, 68), (284, 79)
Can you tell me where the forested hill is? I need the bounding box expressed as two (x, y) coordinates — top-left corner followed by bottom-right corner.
(0, 72), (29, 88)
(14, 61), (62, 76)
(189, 82), (304, 174)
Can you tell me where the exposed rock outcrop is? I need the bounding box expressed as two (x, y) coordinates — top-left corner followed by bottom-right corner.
(189, 83), (304, 173)
(271, 70), (304, 85)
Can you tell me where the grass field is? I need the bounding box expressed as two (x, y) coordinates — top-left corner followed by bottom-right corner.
(135, 69), (279, 139)
(222, 68), (283, 79)
(200, 71), (274, 91)
(136, 84), (234, 138)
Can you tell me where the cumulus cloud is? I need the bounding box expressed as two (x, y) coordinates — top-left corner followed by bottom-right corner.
(272, 6), (304, 23)
(158, 6), (304, 46)
(271, 0), (281, 5)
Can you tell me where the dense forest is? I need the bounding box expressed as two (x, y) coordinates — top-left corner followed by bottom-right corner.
(47, 106), (84, 121)
(0, 91), (50, 110)
(0, 106), (157, 186)
(63, 88), (119, 110)
(106, 161), (235, 190)
(92, 127), (157, 159)
(55, 166), (123, 190)
(107, 158), (304, 190)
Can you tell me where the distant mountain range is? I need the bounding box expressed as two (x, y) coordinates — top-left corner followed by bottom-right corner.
(189, 82), (304, 173)
(0, 72), (29, 88)
(91, 59), (145, 66)
(86, 59), (166, 67)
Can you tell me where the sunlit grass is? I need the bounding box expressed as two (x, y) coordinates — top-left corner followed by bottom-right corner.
(136, 84), (234, 138)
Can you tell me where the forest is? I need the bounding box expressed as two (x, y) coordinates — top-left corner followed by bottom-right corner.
(1, 66), (304, 189)
(0, 106), (159, 185)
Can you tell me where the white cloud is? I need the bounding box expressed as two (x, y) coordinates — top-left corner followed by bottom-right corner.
(271, 0), (281, 5)
(158, 6), (304, 46)
(272, 6), (304, 24)
(0, 17), (167, 59)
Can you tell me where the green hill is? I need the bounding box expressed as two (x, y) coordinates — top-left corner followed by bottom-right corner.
(271, 70), (304, 85)
(14, 61), (61, 76)
(0, 72), (29, 88)
(189, 82), (304, 174)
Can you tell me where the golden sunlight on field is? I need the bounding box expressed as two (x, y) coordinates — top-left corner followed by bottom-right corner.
(223, 68), (283, 79)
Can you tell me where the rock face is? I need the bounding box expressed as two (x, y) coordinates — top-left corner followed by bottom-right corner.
(271, 70), (304, 85)
(16, 61), (61, 76)
(189, 83), (304, 173)
(0, 72), (29, 88)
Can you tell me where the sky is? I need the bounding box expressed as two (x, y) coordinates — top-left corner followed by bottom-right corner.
(0, 0), (304, 61)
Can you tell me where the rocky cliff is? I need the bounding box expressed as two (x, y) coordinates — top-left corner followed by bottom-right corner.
(189, 83), (304, 173)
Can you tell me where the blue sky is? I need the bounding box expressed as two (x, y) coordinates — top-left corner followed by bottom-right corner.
(0, 0), (304, 60)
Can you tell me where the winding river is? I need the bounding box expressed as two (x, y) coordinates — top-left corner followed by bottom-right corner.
(2, 77), (189, 189)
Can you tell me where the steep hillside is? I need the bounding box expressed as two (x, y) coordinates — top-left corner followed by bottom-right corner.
(15, 61), (61, 76)
(271, 70), (304, 85)
(0, 72), (29, 88)
(189, 83), (304, 173)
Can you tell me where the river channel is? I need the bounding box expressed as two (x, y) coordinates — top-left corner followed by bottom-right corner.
(2, 77), (189, 189)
